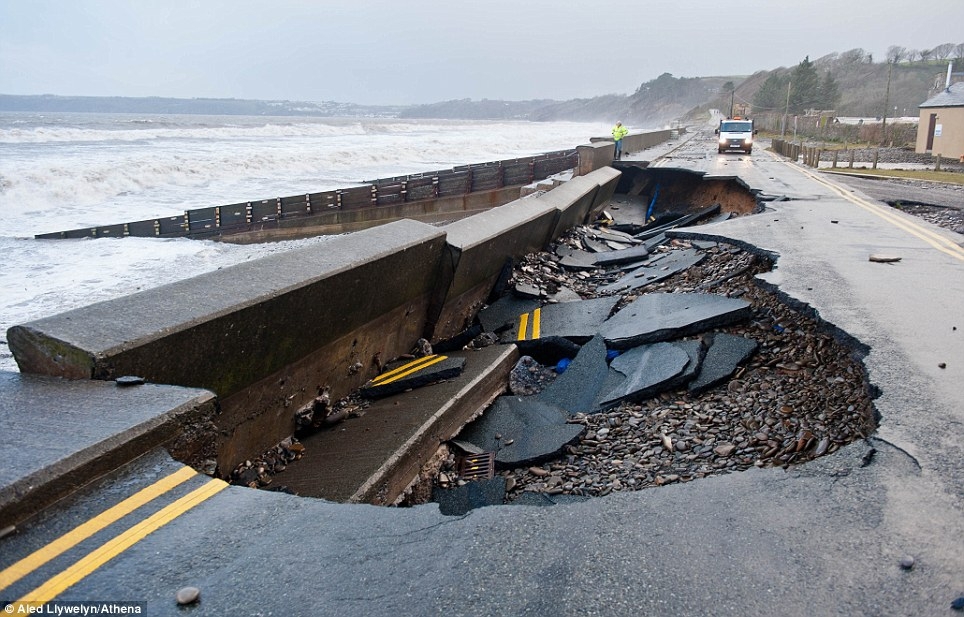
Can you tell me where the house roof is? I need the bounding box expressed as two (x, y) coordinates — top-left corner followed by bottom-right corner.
(920, 82), (964, 108)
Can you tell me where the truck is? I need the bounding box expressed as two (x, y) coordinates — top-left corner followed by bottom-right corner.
(715, 117), (756, 154)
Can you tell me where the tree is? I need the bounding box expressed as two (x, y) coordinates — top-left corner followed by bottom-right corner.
(752, 73), (789, 112)
(955, 43), (964, 62)
(932, 43), (955, 60)
(887, 45), (907, 64)
(789, 56), (820, 113)
(918, 49), (932, 63)
(839, 48), (867, 65)
(819, 72), (840, 110)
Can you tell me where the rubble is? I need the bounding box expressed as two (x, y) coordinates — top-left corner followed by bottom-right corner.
(434, 206), (875, 508)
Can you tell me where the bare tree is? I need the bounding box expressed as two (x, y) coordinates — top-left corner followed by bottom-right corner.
(887, 45), (907, 64)
(918, 49), (932, 63)
(906, 49), (920, 63)
(932, 43), (955, 60)
(956, 43), (964, 62)
(839, 48), (867, 65)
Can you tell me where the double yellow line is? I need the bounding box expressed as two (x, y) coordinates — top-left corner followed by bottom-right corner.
(777, 155), (964, 262)
(1, 466), (226, 606)
(369, 354), (448, 386)
(517, 307), (542, 341)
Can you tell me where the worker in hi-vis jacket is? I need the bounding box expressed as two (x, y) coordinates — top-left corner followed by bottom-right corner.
(612, 121), (629, 159)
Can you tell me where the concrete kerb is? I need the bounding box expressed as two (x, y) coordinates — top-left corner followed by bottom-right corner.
(0, 372), (216, 528)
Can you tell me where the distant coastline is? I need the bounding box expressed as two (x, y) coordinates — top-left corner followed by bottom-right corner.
(0, 94), (405, 117)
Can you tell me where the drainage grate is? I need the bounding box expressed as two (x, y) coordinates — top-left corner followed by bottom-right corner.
(458, 452), (495, 480)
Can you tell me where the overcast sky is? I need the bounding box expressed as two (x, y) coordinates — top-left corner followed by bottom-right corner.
(2, 0), (963, 106)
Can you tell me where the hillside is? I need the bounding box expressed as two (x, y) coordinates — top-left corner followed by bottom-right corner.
(2, 44), (960, 127)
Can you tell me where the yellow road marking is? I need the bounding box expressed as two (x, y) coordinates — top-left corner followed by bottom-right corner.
(371, 354), (440, 385)
(0, 466), (197, 592)
(15, 478), (227, 606)
(776, 155), (964, 261)
(517, 312), (530, 341)
(371, 355), (448, 386)
(531, 308), (541, 339)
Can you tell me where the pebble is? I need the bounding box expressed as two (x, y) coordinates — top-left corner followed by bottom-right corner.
(952, 596), (964, 611)
(714, 443), (736, 457)
(899, 555), (915, 570)
(176, 586), (200, 605)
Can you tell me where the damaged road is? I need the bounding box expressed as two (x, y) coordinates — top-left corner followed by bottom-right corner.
(428, 219), (876, 510)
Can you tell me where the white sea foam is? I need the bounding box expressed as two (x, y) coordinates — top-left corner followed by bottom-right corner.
(0, 112), (611, 371)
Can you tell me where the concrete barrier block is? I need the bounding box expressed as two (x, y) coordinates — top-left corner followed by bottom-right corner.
(583, 166), (622, 222)
(535, 175), (600, 241)
(9, 219), (449, 472)
(577, 142), (615, 175)
(430, 198), (558, 341)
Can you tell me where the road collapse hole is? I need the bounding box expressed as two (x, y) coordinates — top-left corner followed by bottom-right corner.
(606, 165), (761, 225)
(225, 170), (876, 512)
(411, 237), (877, 511)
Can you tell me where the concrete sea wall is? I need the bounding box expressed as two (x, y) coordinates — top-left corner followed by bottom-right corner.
(9, 163), (626, 478)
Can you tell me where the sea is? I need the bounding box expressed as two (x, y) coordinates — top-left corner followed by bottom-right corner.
(0, 112), (613, 372)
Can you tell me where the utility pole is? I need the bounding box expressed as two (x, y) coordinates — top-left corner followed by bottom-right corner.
(729, 89), (735, 118)
(881, 60), (893, 145)
(782, 80), (791, 137)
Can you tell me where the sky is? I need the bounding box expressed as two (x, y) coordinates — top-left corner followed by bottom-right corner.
(2, 0), (963, 106)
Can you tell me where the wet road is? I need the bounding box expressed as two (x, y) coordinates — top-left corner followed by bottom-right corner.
(3, 130), (963, 617)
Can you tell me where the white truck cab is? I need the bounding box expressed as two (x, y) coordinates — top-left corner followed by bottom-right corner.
(715, 118), (756, 154)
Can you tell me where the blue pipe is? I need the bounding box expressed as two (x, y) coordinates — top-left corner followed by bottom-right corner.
(646, 183), (660, 222)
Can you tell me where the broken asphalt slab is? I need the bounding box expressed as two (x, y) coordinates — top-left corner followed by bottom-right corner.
(502, 295), (620, 344)
(592, 244), (650, 267)
(537, 335), (611, 415)
(599, 293), (751, 350)
(599, 248), (706, 294)
(687, 333), (758, 395)
(558, 250), (599, 270)
(456, 396), (585, 468)
(478, 295), (540, 334)
(359, 355), (467, 399)
(633, 204), (721, 240)
(597, 341), (696, 410)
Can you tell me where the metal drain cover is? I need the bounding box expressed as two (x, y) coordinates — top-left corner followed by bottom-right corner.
(458, 452), (495, 480)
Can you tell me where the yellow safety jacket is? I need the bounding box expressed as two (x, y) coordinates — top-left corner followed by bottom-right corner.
(612, 124), (629, 141)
